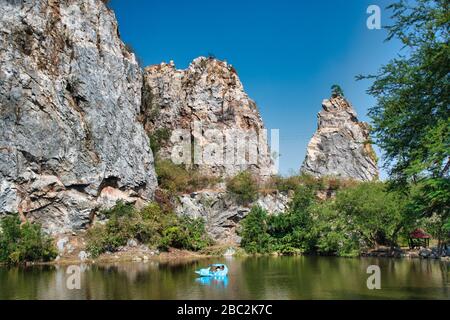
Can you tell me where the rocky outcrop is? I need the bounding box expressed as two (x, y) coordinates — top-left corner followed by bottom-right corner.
(301, 96), (378, 181)
(142, 57), (275, 180)
(0, 0), (157, 234)
(176, 191), (291, 243)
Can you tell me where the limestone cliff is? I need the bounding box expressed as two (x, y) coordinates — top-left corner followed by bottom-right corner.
(177, 191), (291, 243)
(0, 0), (157, 234)
(142, 57), (275, 179)
(301, 96), (378, 181)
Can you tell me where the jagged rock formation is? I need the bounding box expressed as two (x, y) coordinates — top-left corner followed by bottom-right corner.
(177, 191), (291, 243)
(142, 57), (275, 179)
(0, 0), (157, 234)
(301, 96), (378, 181)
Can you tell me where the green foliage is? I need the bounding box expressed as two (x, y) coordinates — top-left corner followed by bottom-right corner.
(408, 178), (450, 219)
(358, 0), (449, 220)
(268, 185), (318, 254)
(226, 171), (259, 205)
(240, 182), (410, 256)
(0, 216), (57, 264)
(149, 128), (171, 155)
(156, 159), (219, 195)
(240, 206), (271, 253)
(333, 182), (408, 248)
(331, 84), (345, 97)
(86, 201), (211, 257)
(307, 201), (361, 257)
(421, 213), (450, 248)
(160, 216), (212, 251)
(86, 202), (140, 257)
(240, 185), (317, 255)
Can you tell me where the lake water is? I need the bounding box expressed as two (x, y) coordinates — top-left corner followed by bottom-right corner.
(0, 256), (448, 300)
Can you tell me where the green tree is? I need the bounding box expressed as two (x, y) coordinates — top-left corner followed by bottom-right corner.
(358, 0), (449, 222)
(308, 201), (360, 257)
(267, 185), (318, 254)
(334, 182), (409, 248)
(240, 206), (271, 253)
(331, 84), (345, 97)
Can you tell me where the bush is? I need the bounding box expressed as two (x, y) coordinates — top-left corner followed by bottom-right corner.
(86, 201), (211, 257)
(226, 171), (259, 205)
(239, 206), (271, 254)
(156, 160), (219, 194)
(160, 216), (212, 251)
(0, 216), (57, 264)
(87, 202), (176, 256)
(86, 202), (137, 257)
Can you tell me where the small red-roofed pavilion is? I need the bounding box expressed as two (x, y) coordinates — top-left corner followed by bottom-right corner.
(408, 228), (432, 249)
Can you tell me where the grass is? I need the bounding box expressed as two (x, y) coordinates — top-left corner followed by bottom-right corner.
(226, 171), (259, 205)
(155, 159), (220, 195)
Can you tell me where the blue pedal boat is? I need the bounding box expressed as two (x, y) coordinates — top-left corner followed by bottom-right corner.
(195, 264), (228, 277)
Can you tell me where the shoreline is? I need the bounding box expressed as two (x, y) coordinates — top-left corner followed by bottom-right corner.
(3, 247), (448, 268)
(1, 233), (448, 267)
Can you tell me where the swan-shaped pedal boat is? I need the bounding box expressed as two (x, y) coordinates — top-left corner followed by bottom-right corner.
(195, 264), (228, 277)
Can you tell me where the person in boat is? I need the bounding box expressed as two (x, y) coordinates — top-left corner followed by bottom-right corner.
(212, 265), (223, 273)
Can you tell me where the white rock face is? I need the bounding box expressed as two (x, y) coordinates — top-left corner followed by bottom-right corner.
(0, 0), (157, 234)
(301, 96), (379, 181)
(176, 191), (290, 243)
(142, 57), (275, 180)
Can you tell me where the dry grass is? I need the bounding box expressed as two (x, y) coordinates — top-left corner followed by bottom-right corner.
(262, 174), (360, 194)
(155, 159), (221, 195)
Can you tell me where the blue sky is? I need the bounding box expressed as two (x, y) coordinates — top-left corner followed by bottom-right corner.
(110, 0), (402, 177)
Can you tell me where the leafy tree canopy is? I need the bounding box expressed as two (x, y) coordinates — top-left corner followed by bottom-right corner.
(358, 0), (449, 218)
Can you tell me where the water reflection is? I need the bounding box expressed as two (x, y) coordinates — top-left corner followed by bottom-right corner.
(0, 257), (448, 300)
(196, 276), (229, 288)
